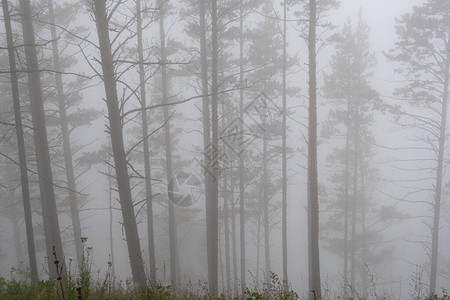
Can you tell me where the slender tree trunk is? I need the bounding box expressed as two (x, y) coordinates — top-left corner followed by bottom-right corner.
(47, 0), (83, 265)
(281, 0), (288, 289)
(8, 189), (24, 267)
(350, 107), (359, 291)
(238, 5), (247, 293)
(1, 0), (38, 282)
(108, 163), (116, 282)
(307, 0), (321, 298)
(92, 0), (146, 285)
(230, 163), (238, 295)
(207, 0), (220, 292)
(360, 167), (368, 298)
(136, 0), (156, 282)
(256, 210), (262, 287)
(429, 32), (450, 295)
(263, 113), (270, 278)
(158, 0), (178, 288)
(223, 122), (231, 295)
(198, 0), (217, 291)
(20, 0), (64, 278)
(343, 100), (351, 295)
(219, 226), (224, 291)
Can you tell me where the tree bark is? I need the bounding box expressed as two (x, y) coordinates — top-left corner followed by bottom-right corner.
(429, 31), (450, 295)
(230, 163), (238, 295)
(136, 0), (156, 282)
(8, 188), (24, 268)
(158, 0), (178, 288)
(198, 0), (216, 290)
(360, 167), (368, 298)
(207, 0), (219, 292)
(256, 210), (262, 286)
(47, 0), (83, 266)
(350, 106), (359, 291)
(19, 0), (64, 278)
(223, 107), (231, 295)
(281, 0), (288, 289)
(92, 0), (146, 286)
(107, 163), (116, 282)
(307, 0), (321, 298)
(263, 111), (271, 278)
(238, 5), (246, 293)
(343, 99), (350, 295)
(1, 0), (38, 282)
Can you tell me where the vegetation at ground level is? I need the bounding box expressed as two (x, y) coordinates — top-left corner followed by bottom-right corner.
(0, 271), (448, 300)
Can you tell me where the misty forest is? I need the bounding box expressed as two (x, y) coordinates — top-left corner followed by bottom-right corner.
(0, 0), (449, 299)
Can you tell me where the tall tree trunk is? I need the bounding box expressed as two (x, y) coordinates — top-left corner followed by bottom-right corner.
(198, 0), (217, 290)
(350, 106), (359, 291)
(230, 163), (238, 295)
(219, 226), (224, 290)
(136, 0), (156, 282)
(281, 0), (288, 289)
(263, 112), (270, 278)
(207, 0), (219, 292)
(158, 0), (178, 288)
(307, 0), (321, 298)
(256, 210), (262, 287)
(92, 0), (146, 286)
(429, 32), (450, 295)
(47, 0), (83, 265)
(238, 5), (246, 293)
(343, 100), (351, 295)
(107, 163), (116, 282)
(19, 0), (64, 278)
(223, 114), (231, 295)
(8, 189), (24, 268)
(1, 0), (38, 282)
(360, 167), (368, 298)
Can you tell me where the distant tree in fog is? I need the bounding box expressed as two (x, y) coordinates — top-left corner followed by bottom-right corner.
(307, 0), (321, 297)
(299, 0), (338, 297)
(45, 0), (99, 267)
(1, 0), (38, 281)
(247, 1), (283, 281)
(135, 0), (156, 282)
(91, 0), (146, 285)
(386, 0), (450, 294)
(157, 0), (180, 288)
(19, 0), (64, 278)
(321, 14), (384, 296)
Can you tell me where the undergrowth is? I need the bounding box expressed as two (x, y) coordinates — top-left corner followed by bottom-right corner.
(0, 240), (298, 299)
(0, 269), (299, 300)
(0, 242), (448, 299)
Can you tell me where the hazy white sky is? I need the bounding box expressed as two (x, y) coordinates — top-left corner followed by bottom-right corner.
(332, 0), (423, 95)
(337, 0), (422, 53)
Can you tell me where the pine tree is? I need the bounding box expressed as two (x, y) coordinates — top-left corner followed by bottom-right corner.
(246, 1), (284, 281)
(19, 0), (65, 278)
(134, 0), (156, 283)
(322, 13), (377, 289)
(386, 0), (450, 294)
(296, 0), (338, 297)
(91, 0), (146, 285)
(1, 0), (38, 281)
(46, 0), (88, 266)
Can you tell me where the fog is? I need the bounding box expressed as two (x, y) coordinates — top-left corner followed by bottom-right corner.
(0, 0), (449, 299)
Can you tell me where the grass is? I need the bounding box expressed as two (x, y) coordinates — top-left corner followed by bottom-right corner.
(1, 274), (449, 299)
(0, 266), (299, 300)
(0, 277), (297, 299)
(0, 244), (447, 299)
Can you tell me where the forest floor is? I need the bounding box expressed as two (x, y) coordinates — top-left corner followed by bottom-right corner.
(1, 275), (449, 300)
(0, 264), (448, 300)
